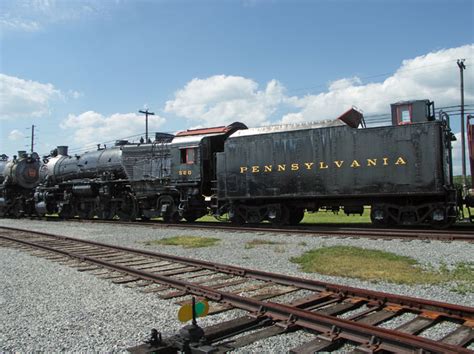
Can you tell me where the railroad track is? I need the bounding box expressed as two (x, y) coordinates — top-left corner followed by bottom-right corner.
(44, 216), (474, 242)
(0, 226), (472, 353)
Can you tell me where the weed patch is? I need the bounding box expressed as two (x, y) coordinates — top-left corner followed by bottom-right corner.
(291, 246), (474, 293)
(245, 239), (285, 249)
(144, 236), (220, 248)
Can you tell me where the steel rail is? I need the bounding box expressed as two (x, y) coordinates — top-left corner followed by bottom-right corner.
(0, 225), (471, 320)
(43, 217), (474, 241)
(0, 230), (471, 353)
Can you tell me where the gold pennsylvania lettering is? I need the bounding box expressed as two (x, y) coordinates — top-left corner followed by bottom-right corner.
(239, 157), (407, 174)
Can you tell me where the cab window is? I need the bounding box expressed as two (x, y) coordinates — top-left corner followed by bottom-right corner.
(397, 105), (412, 124)
(180, 148), (196, 164)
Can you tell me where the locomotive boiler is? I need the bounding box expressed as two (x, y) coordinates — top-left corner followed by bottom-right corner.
(0, 151), (41, 217)
(35, 144), (131, 219)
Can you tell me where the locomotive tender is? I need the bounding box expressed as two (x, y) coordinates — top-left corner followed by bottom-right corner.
(216, 100), (457, 227)
(1, 99), (463, 227)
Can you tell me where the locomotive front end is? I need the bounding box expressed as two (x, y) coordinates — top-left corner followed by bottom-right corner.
(3, 151), (41, 189)
(0, 151), (41, 217)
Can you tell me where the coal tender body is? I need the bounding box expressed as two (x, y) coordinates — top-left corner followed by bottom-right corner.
(215, 100), (458, 227)
(0, 151), (41, 217)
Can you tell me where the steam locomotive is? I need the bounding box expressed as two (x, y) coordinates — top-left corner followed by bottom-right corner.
(0, 99), (468, 227)
(0, 151), (41, 217)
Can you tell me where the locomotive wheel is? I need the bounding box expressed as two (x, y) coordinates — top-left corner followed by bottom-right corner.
(117, 193), (138, 221)
(370, 206), (391, 226)
(430, 207), (457, 229)
(11, 201), (25, 218)
(270, 205), (289, 227)
(182, 212), (199, 223)
(229, 213), (245, 225)
(98, 209), (113, 220)
(59, 204), (74, 219)
(78, 208), (94, 219)
(95, 198), (113, 220)
(163, 211), (180, 223)
(288, 208), (305, 225)
(229, 205), (245, 225)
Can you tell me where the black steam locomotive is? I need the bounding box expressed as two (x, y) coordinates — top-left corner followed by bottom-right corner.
(1, 99), (464, 227)
(0, 151), (41, 217)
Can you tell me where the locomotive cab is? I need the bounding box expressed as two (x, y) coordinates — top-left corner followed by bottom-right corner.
(168, 123), (248, 221)
(391, 99), (435, 125)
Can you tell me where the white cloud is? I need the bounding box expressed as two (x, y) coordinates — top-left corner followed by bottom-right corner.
(164, 45), (473, 129)
(0, 18), (40, 32)
(60, 111), (166, 146)
(0, 73), (63, 119)
(0, 0), (114, 33)
(67, 90), (83, 99)
(8, 129), (25, 141)
(281, 44), (474, 122)
(165, 75), (287, 127)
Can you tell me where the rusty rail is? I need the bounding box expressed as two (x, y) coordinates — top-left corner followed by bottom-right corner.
(0, 226), (473, 353)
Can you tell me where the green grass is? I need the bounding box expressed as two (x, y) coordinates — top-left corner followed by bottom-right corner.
(197, 209), (370, 224)
(301, 210), (370, 224)
(244, 239), (285, 249)
(143, 236), (220, 248)
(291, 246), (474, 293)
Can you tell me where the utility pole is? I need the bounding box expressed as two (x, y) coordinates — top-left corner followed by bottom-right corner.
(138, 109), (155, 142)
(457, 59), (467, 192)
(30, 124), (35, 153)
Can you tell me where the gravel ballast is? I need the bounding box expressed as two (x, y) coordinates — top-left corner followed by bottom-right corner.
(0, 219), (472, 352)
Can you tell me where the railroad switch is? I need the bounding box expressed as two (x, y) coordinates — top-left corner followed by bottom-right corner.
(146, 329), (162, 347)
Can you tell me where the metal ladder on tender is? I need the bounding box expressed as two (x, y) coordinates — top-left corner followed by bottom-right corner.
(210, 180), (219, 210)
(466, 114), (474, 222)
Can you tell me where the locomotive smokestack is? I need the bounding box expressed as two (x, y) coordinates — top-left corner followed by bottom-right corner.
(57, 146), (69, 156)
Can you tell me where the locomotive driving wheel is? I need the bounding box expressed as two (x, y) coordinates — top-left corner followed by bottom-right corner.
(11, 199), (25, 218)
(182, 211), (199, 223)
(58, 204), (74, 219)
(158, 195), (180, 223)
(117, 192), (138, 221)
(95, 197), (114, 220)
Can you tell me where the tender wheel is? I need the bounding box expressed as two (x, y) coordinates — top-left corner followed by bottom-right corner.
(370, 206), (391, 226)
(270, 205), (289, 227)
(229, 206), (245, 225)
(288, 208), (305, 225)
(430, 206), (457, 229)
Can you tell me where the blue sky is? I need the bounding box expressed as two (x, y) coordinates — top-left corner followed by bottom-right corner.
(0, 0), (473, 171)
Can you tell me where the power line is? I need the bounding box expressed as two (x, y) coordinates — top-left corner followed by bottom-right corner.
(286, 58), (473, 95)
